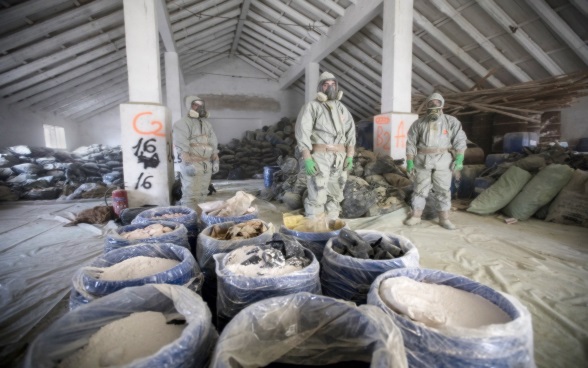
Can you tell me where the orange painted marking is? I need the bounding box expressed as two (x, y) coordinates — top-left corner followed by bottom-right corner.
(132, 111), (165, 136)
(374, 115), (390, 125)
(376, 125), (391, 151)
(395, 120), (406, 148)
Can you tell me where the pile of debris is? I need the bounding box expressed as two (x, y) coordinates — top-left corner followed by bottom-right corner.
(0, 144), (122, 201)
(261, 146), (412, 219)
(212, 117), (297, 180)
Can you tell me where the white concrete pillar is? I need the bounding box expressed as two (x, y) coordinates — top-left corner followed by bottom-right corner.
(165, 52), (182, 124)
(376, 0), (417, 162)
(123, 0), (162, 103)
(120, 0), (172, 206)
(305, 62), (320, 102)
(119, 104), (174, 206)
(381, 0), (414, 114)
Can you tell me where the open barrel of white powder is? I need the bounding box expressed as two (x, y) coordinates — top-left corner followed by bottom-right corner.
(69, 243), (202, 310)
(367, 268), (535, 367)
(26, 284), (217, 368)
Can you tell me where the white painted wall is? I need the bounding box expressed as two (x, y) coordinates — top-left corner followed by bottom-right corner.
(561, 95), (588, 149)
(78, 107), (121, 147)
(0, 101), (80, 150)
(76, 57), (305, 146)
(183, 57), (304, 144)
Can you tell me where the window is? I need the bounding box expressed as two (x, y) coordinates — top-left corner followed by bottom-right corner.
(43, 124), (66, 149)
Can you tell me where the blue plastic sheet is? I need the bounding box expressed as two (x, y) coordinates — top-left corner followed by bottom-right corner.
(27, 284), (218, 368)
(367, 268), (535, 368)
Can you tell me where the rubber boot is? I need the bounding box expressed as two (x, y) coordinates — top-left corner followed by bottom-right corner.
(439, 211), (456, 230)
(404, 209), (423, 226)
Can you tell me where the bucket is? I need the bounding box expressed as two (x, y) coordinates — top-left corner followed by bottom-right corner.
(503, 132), (539, 153)
(263, 166), (280, 188)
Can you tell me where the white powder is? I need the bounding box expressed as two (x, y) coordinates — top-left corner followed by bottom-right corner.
(224, 245), (304, 277)
(120, 223), (174, 240)
(380, 277), (511, 330)
(97, 256), (180, 280)
(58, 311), (184, 368)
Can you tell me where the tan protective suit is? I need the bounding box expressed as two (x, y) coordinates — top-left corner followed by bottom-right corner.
(406, 93), (467, 212)
(173, 97), (219, 210)
(295, 75), (355, 219)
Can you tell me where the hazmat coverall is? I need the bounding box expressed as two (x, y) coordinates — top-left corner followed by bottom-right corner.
(405, 92), (467, 229)
(295, 72), (356, 219)
(173, 96), (219, 210)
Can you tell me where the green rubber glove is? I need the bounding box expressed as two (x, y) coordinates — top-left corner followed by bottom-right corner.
(345, 157), (353, 171)
(406, 159), (414, 173)
(453, 153), (464, 171)
(304, 158), (317, 176)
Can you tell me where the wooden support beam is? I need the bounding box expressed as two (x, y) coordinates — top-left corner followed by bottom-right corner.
(229, 0), (252, 57)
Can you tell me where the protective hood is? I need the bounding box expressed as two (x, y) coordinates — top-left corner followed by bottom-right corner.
(425, 92), (444, 109)
(185, 95), (210, 118)
(425, 92), (444, 121)
(316, 71), (343, 102)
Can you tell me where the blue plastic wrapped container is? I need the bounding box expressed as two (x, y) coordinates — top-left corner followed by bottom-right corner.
(278, 222), (347, 261)
(132, 206), (199, 254)
(104, 221), (189, 253)
(69, 243), (202, 310)
(320, 230), (420, 305)
(209, 292), (407, 368)
(27, 284), (217, 368)
(503, 132), (539, 153)
(263, 165), (281, 188)
(368, 268), (535, 368)
(214, 246), (321, 326)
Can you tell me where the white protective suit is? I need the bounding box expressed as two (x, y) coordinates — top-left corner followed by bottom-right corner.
(173, 96), (219, 210)
(406, 93), (467, 213)
(295, 72), (356, 219)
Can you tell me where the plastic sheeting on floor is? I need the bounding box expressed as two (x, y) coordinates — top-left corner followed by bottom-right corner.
(1, 179), (587, 368)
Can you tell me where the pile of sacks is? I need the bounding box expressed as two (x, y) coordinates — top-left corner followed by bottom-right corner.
(212, 117), (297, 180)
(261, 146), (413, 219)
(0, 144), (123, 201)
(468, 144), (588, 227)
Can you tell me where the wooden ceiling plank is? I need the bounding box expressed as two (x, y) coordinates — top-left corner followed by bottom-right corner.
(432, 0), (531, 82)
(279, 0), (383, 89)
(3, 52), (125, 103)
(230, 0), (252, 57)
(0, 26), (125, 86)
(525, 0), (588, 65)
(478, 0), (563, 76)
(0, 0), (121, 53)
(413, 10), (504, 88)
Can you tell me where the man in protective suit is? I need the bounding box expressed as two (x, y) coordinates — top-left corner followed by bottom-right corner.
(404, 92), (467, 230)
(173, 96), (219, 210)
(295, 71), (356, 219)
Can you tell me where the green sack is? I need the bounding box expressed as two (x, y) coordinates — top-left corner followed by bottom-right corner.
(467, 166), (532, 215)
(545, 169), (588, 227)
(502, 164), (574, 220)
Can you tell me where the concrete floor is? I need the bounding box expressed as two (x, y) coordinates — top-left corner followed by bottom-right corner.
(1, 179), (587, 367)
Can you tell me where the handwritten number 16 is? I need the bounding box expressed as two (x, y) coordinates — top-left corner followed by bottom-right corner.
(135, 172), (153, 190)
